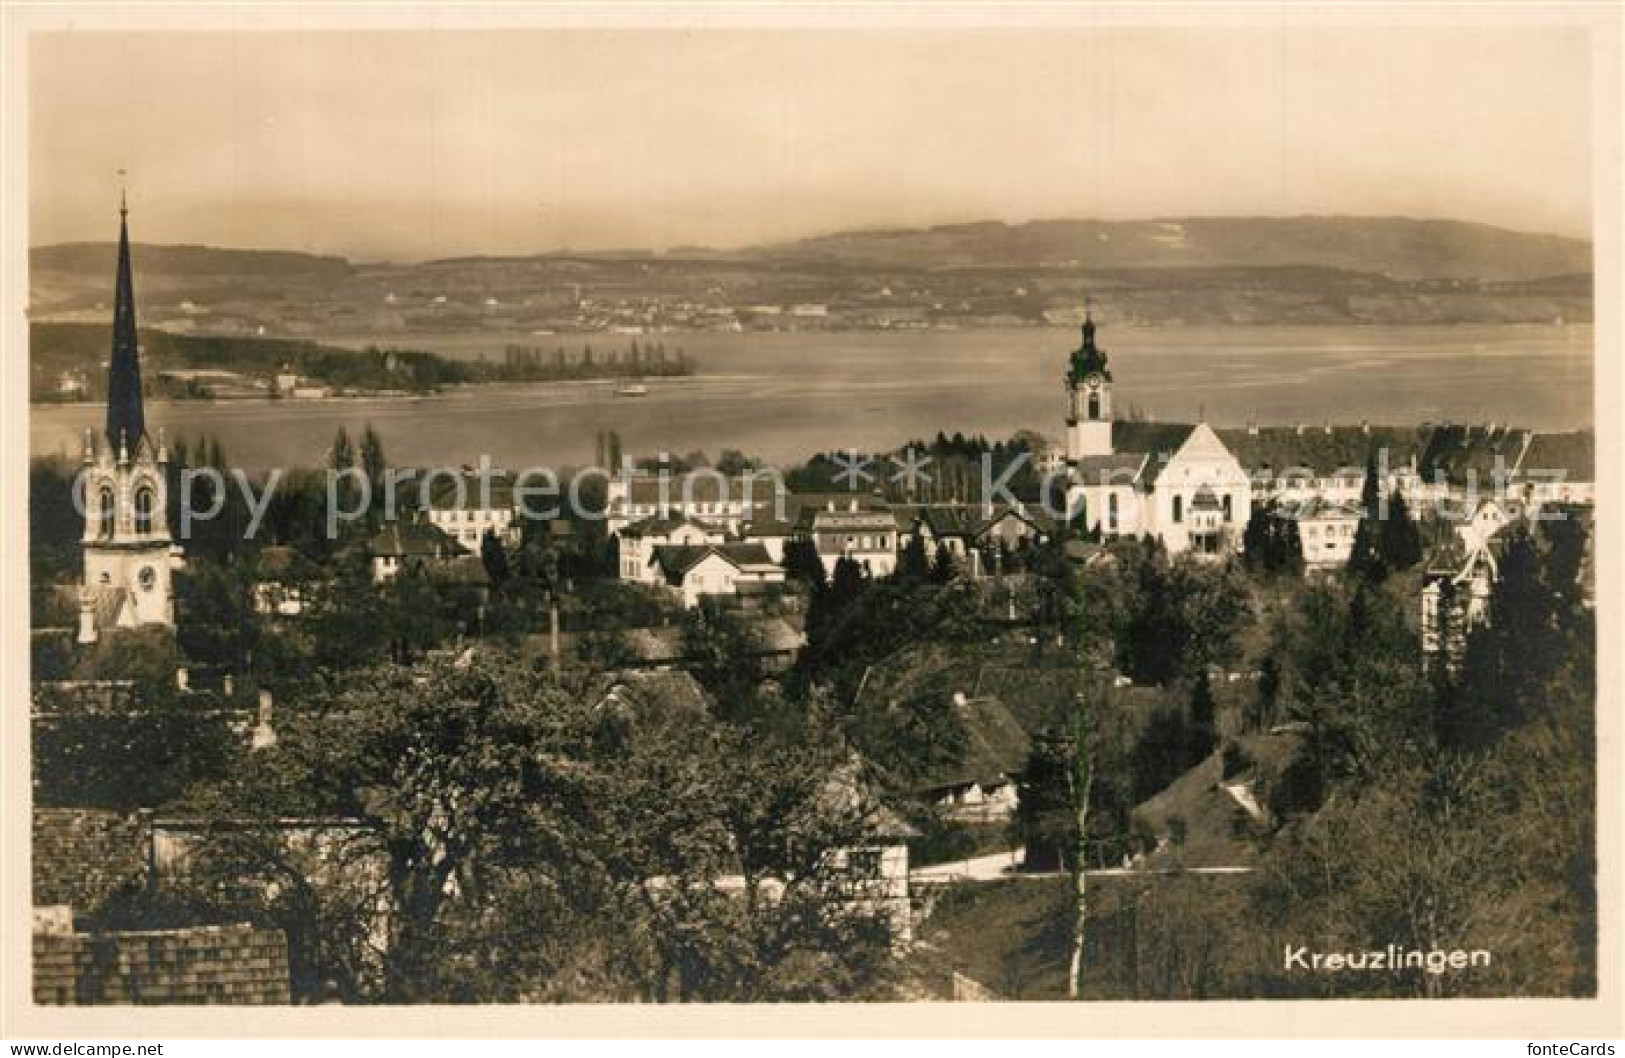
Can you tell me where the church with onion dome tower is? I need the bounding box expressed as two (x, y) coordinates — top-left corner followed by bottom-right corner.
(77, 193), (178, 644)
(1063, 310), (1251, 557)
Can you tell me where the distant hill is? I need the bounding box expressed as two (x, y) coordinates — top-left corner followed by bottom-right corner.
(27, 215), (1592, 332)
(31, 242), (353, 279)
(754, 217), (1592, 282)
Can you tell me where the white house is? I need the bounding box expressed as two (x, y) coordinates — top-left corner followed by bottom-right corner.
(1290, 498), (1362, 570)
(1457, 498), (1512, 553)
(792, 495), (902, 577)
(606, 470), (786, 536)
(617, 514), (726, 583)
(420, 472), (519, 550)
(648, 543), (786, 608)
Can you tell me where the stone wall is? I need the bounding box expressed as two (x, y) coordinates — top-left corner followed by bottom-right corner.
(33, 923), (291, 1005)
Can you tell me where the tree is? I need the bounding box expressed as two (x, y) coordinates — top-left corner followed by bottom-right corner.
(1379, 489), (1424, 571)
(1187, 671), (1217, 765)
(895, 531), (930, 581)
(1347, 452), (1388, 582)
(479, 530), (511, 589)
(1450, 527), (1570, 747)
(1129, 704), (1193, 802)
(330, 427), (354, 474)
(359, 424), (387, 518)
(1068, 662), (1097, 1000)
(828, 555), (868, 606)
(681, 603), (766, 720)
(1119, 555), (1247, 685)
(175, 560), (260, 675)
(1014, 735), (1075, 872)
(258, 657), (602, 1001)
(781, 536), (827, 591)
(929, 542), (957, 584)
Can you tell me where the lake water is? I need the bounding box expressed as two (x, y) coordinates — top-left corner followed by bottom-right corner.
(31, 324), (1594, 471)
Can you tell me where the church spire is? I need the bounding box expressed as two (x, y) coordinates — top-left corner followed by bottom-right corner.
(105, 186), (146, 450)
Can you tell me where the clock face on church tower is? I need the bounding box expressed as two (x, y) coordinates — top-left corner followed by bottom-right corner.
(1085, 373), (1103, 389)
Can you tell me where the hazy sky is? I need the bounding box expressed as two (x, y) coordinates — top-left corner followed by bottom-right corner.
(30, 27), (1593, 261)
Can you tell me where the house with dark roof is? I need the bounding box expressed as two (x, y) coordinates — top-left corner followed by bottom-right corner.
(1512, 430), (1595, 507)
(916, 694), (1032, 823)
(616, 513), (726, 582)
(365, 519), (468, 583)
(648, 542), (786, 608)
(1421, 534), (1500, 674)
(418, 470), (519, 550)
(1218, 423), (1430, 508)
(902, 503), (1054, 575)
(739, 513), (795, 562)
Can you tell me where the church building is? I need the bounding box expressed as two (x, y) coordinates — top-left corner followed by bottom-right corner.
(77, 195), (177, 643)
(1064, 313), (1251, 556)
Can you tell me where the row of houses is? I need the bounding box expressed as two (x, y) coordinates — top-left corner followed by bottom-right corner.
(608, 481), (1058, 605)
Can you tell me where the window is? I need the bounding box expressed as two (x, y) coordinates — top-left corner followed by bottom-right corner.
(1222, 495), (1233, 523)
(847, 848), (883, 879)
(1172, 495), (1183, 524)
(1108, 492), (1119, 532)
(1087, 392), (1100, 420)
(98, 486), (115, 538)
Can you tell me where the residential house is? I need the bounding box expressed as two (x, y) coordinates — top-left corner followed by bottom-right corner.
(1421, 536), (1499, 674)
(915, 693), (1031, 823)
(904, 503), (1052, 576)
(365, 520), (467, 583)
(1283, 497), (1362, 570)
(1511, 430), (1595, 508)
(617, 514), (726, 583)
(420, 472), (519, 550)
(606, 470), (787, 536)
(648, 543), (787, 608)
(792, 494), (901, 577)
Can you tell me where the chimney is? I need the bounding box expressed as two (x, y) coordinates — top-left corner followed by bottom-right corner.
(1361, 420), (1370, 435)
(175, 666), (190, 691)
(1323, 421), (1333, 435)
(1295, 423), (1305, 436)
(223, 673), (235, 698)
(1246, 421), (1258, 436)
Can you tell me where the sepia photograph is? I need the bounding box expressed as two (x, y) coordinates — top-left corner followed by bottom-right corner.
(3, 1), (1620, 1042)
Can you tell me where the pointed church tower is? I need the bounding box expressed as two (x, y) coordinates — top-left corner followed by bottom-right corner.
(1065, 310), (1113, 464)
(79, 191), (175, 644)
